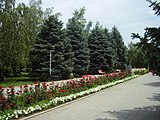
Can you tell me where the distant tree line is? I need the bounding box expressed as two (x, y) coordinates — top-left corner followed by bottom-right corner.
(0, 0), (44, 81)
(132, 0), (160, 75)
(29, 7), (128, 81)
(3, 0), (153, 82)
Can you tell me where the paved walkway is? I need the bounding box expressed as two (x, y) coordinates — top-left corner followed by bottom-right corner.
(22, 73), (160, 120)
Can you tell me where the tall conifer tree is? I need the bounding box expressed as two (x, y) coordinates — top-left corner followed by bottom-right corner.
(66, 7), (90, 77)
(30, 15), (73, 81)
(88, 22), (107, 74)
(110, 26), (127, 70)
(103, 28), (115, 71)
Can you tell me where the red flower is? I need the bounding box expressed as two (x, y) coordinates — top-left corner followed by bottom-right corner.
(76, 85), (80, 88)
(92, 77), (97, 81)
(0, 86), (2, 89)
(24, 84), (28, 87)
(27, 96), (33, 101)
(5, 106), (10, 109)
(19, 90), (22, 93)
(34, 82), (37, 84)
(1, 96), (6, 101)
(8, 85), (13, 88)
(43, 82), (46, 85)
(10, 103), (14, 107)
(59, 89), (67, 93)
(12, 91), (15, 95)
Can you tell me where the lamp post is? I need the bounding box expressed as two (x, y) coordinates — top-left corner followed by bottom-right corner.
(50, 50), (54, 76)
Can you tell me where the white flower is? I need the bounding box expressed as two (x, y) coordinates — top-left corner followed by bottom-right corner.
(35, 105), (42, 111)
(28, 107), (35, 112)
(23, 110), (28, 115)
(17, 110), (22, 115)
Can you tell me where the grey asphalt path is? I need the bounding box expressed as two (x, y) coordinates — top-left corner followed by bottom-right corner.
(22, 73), (160, 120)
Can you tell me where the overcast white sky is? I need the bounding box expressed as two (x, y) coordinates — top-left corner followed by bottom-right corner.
(16, 0), (160, 46)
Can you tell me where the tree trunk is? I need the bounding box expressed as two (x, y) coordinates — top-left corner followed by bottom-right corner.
(0, 71), (4, 82)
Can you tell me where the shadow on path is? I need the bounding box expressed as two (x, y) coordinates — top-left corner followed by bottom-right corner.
(144, 82), (160, 87)
(96, 105), (160, 120)
(148, 93), (160, 102)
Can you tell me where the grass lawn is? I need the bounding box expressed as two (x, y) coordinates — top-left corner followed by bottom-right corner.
(0, 72), (33, 88)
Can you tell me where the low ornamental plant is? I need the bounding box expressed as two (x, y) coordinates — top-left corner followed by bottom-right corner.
(0, 69), (148, 120)
(134, 68), (149, 75)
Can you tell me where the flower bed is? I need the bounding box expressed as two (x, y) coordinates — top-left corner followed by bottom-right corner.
(133, 68), (149, 75)
(0, 70), (146, 120)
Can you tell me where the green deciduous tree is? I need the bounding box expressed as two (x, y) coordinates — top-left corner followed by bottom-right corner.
(135, 49), (148, 68)
(132, 0), (160, 75)
(127, 42), (139, 67)
(0, 0), (43, 81)
(127, 42), (148, 68)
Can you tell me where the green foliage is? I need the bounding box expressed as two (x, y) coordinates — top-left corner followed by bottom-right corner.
(0, 77), (32, 88)
(147, 0), (160, 16)
(0, 0), (43, 81)
(127, 42), (148, 68)
(110, 26), (128, 70)
(30, 15), (73, 81)
(88, 23), (113, 74)
(134, 49), (148, 68)
(134, 68), (149, 75)
(132, 1), (160, 75)
(0, 2), (128, 82)
(66, 7), (90, 77)
(88, 24), (127, 74)
(103, 28), (115, 71)
(127, 42), (139, 67)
